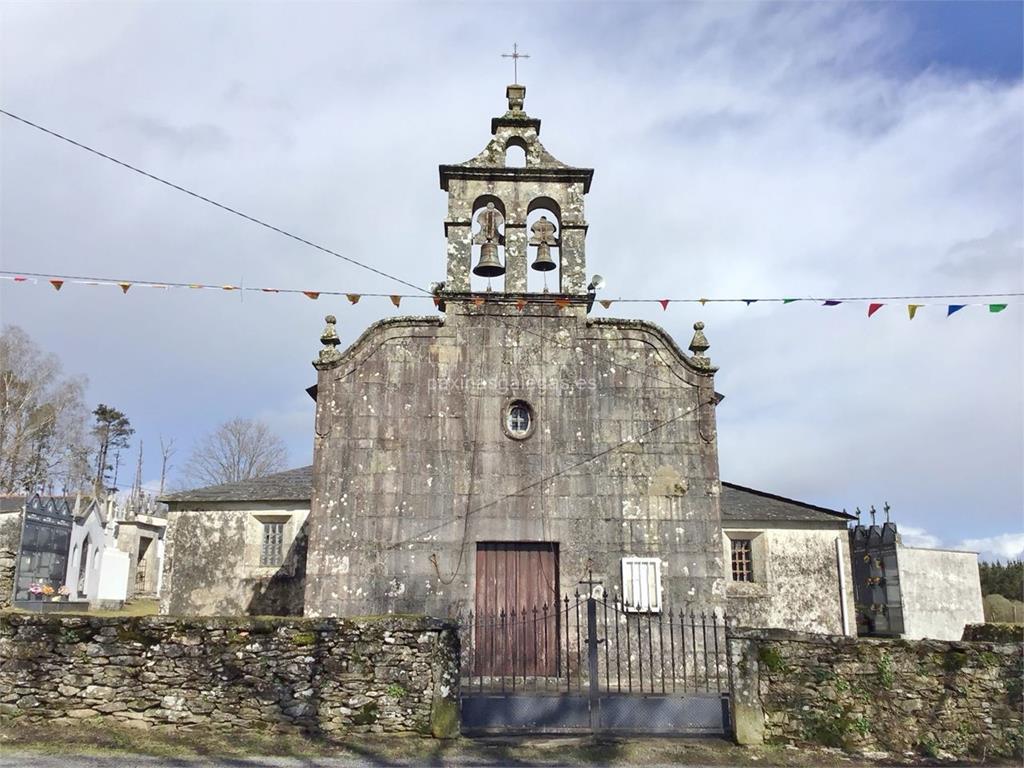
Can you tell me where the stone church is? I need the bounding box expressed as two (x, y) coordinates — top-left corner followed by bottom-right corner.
(160, 84), (893, 637)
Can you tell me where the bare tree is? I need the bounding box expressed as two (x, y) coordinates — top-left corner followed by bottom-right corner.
(182, 417), (287, 487)
(0, 326), (90, 494)
(158, 435), (175, 495)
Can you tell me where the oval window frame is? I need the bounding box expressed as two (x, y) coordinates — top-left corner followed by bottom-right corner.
(502, 399), (536, 441)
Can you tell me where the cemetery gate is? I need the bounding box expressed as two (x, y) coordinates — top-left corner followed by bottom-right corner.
(458, 591), (731, 735)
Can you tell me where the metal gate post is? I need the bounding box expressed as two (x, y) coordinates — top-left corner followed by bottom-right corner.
(587, 595), (599, 733)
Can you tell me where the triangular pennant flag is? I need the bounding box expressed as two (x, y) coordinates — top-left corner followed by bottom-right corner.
(554, 298), (571, 309)
(823, 300), (842, 307)
(908, 304), (923, 319)
(868, 303), (883, 317)
(989, 303), (1007, 313)
(118, 282), (131, 294)
(189, 284), (203, 289)
(390, 295), (402, 307)
(699, 298), (708, 306)
(472, 297), (486, 306)
(222, 285), (236, 291)
(783, 298), (798, 304)
(303, 291), (320, 300)
(13, 276), (27, 282)
(49, 280), (64, 291)
(946, 304), (965, 317)
(432, 296), (442, 308)
(262, 288), (279, 293)
(515, 298), (528, 311)
(743, 299), (757, 306)
(599, 299), (613, 309)
(346, 294), (361, 304)
(659, 299), (670, 310)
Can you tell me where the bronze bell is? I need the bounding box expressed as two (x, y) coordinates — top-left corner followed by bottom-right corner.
(530, 215), (558, 272)
(531, 244), (556, 272)
(473, 243), (506, 277)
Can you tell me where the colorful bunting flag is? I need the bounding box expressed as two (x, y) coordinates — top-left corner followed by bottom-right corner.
(554, 298), (571, 309)
(947, 304), (965, 317)
(990, 304), (1007, 313)
(659, 299), (669, 310)
(262, 288), (279, 293)
(743, 299), (757, 306)
(599, 299), (613, 309)
(823, 300), (841, 307)
(49, 280), (63, 291)
(699, 298), (708, 306)
(390, 295), (402, 307)
(868, 303), (883, 317)
(189, 284), (203, 289)
(432, 297), (442, 308)
(472, 297), (485, 306)
(118, 282), (131, 294)
(222, 285), (236, 291)
(908, 304), (923, 320)
(347, 294), (361, 304)
(515, 298), (528, 311)
(303, 291), (320, 300)
(783, 299), (798, 304)
(13, 276), (27, 282)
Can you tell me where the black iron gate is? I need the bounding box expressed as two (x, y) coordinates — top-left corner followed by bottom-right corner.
(459, 592), (730, 735)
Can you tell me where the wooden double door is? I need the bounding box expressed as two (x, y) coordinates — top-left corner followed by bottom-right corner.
(474, 542), (559, 677)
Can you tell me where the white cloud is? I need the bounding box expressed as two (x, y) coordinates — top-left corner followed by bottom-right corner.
(899, 526), (943, 550)
(957, 533), (1024, 562)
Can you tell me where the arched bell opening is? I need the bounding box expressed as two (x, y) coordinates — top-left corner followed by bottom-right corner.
(504, 136), (528, 168)
(470, 195), (507, 293)
(526, 199), (561, 294)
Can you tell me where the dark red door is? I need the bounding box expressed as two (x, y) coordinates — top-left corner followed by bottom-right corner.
(474, 542), (559, 676)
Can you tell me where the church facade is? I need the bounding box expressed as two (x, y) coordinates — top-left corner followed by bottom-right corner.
(161, 85), (864, 636)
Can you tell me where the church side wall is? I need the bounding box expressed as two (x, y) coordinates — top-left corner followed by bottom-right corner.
(160, 503), (308, 616)
(305, 307), (725, 619)
(723, 526), (853, 636)
(898, 546), (984, 641)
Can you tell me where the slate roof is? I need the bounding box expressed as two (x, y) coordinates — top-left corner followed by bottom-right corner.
(160, 466), (315, 503)
(720, 482), (854, 525)
(162, 466), (853, 525)
(0, 496), (25, 513)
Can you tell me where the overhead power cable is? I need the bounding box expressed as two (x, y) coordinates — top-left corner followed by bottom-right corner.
(0, 109), (428, 295)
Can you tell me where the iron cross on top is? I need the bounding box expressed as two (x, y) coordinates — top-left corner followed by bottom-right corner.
(502, 43), (530, 83)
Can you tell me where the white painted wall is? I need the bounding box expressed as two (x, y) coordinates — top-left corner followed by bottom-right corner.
(96, 549), (129, 601)
(897, 545), (984, 641)
(66, 508), (108, 601)
(723, 525), (856, 636)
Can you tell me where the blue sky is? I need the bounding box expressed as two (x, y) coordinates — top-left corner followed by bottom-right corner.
(1, 2), (1021, 559)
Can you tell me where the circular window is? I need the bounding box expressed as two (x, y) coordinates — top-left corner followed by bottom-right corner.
(504, 399), (535, 440)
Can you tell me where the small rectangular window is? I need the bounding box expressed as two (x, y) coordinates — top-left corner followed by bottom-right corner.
(731, 538), (753, 582)
(260, 522), (285, 566)
(621, 557), (661, 612)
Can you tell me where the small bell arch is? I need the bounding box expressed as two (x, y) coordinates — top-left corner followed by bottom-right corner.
(526, 196), (561, 293)
(470, 195), (507, 292)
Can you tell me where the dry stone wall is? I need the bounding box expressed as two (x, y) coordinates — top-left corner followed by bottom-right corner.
(0, 614), (459, 738)
(729, 628), (1023, 760)
(0, 512), (21, 610)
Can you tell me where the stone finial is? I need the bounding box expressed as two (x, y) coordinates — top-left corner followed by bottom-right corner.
(869, 505), (877, 526)
(507, 84), (526, 112)
(688, 321), (712, 368)
(883, 501), (891, 523)
(317, 315), (342, 366)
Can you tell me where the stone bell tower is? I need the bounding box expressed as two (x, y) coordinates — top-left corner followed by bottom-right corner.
(438, 84), (594, 296)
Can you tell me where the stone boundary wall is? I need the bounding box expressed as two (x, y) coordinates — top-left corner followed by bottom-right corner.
(728, 628), (1023, 760)
(0, 614), (459, 738)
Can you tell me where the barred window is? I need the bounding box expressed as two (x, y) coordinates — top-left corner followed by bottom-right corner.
(260, 522), (285, 566)
(731, 538), (753, 582)
(621, 557), (662, 612)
